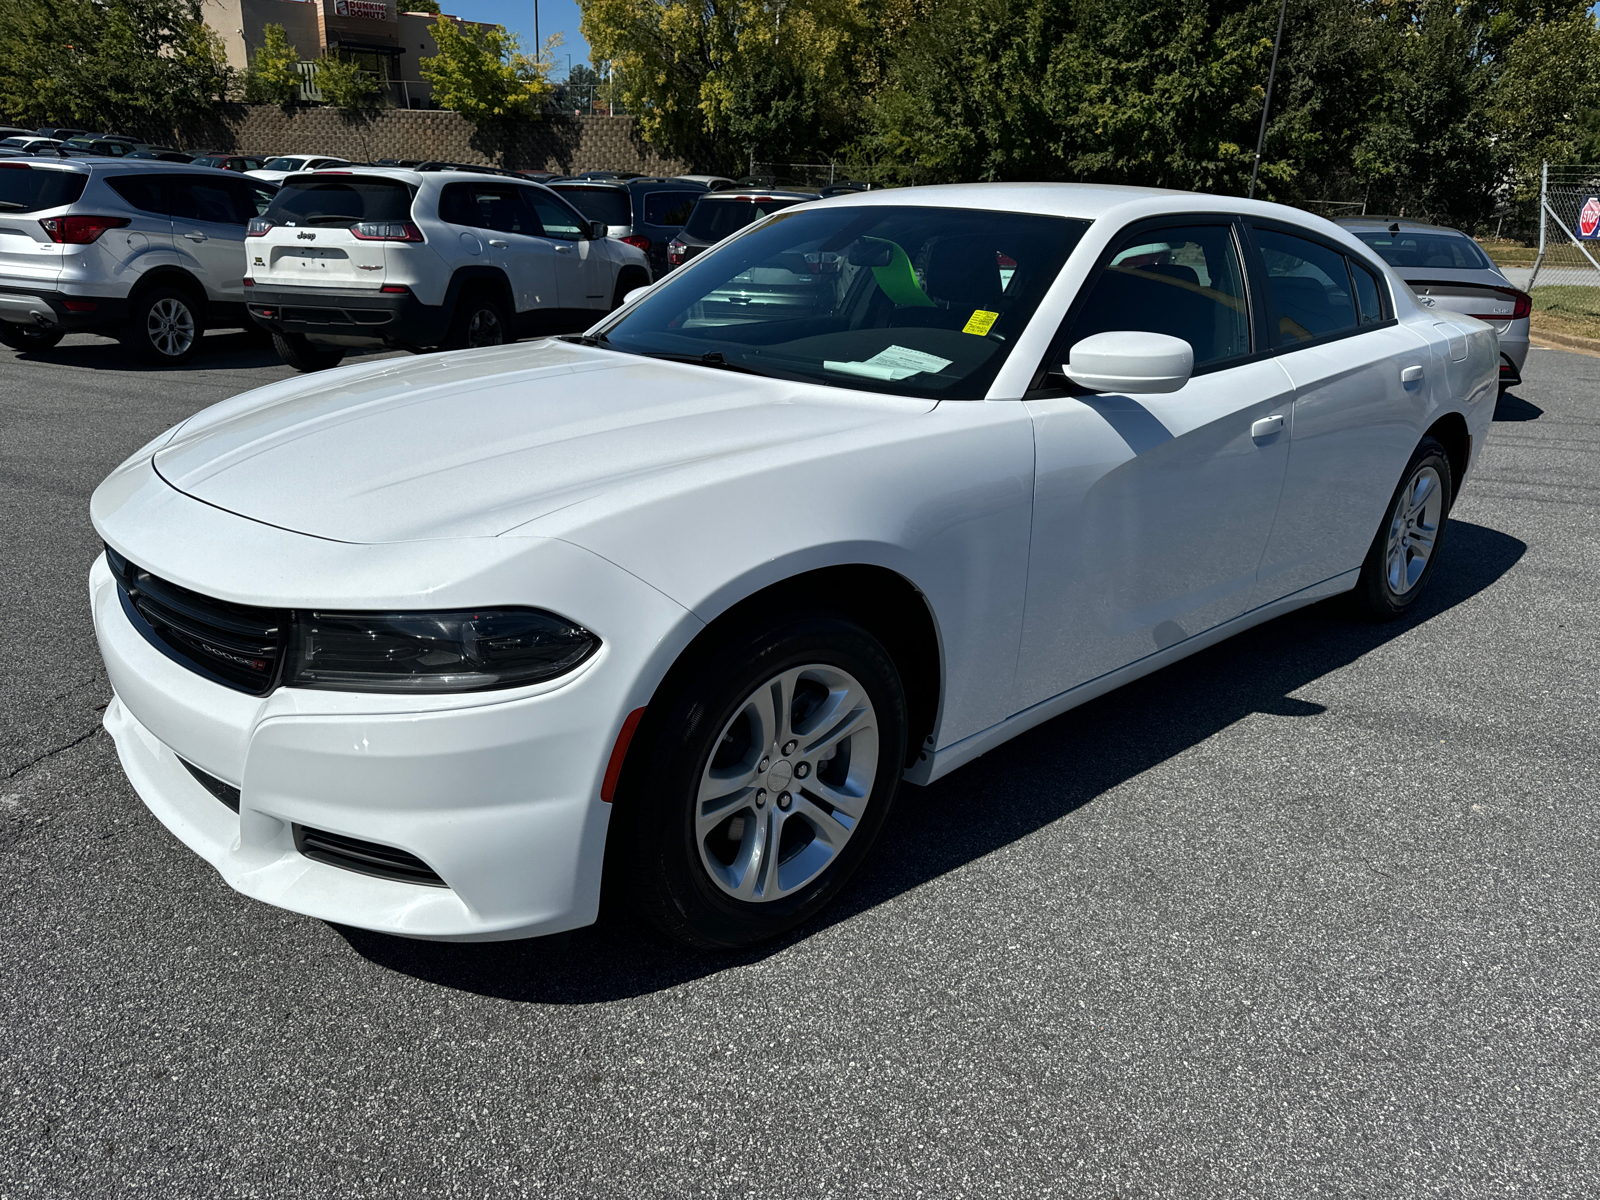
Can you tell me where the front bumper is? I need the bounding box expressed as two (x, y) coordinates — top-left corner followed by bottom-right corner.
(246, 283), (446, 349)
(0, 284), (129, 332)
(88, 477), (701, 939)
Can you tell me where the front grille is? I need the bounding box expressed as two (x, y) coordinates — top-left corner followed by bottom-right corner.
(181, 758), (240, 812)
(293, 825), (447, 887)
(107, 547), (287, 695)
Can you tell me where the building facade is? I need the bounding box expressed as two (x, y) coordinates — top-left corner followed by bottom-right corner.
(202, 0), (492, 108)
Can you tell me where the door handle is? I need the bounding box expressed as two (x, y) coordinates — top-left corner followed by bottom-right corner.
(182, 230), (207, 242)
(555, 245), (573, 254)
(1251, 414), (1285, 439)
(487, 239), (508, 248)
(1402, 364), (1425, 383)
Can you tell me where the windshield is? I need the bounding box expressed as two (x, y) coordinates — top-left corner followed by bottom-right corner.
(601, 204), (1089, 399)
(261, 157), (307, 172)
(684, 197), (802, 242)
(553, 186), (631, 226)
(262, 177), (415, 226)
(1354, 229), (1493, 271)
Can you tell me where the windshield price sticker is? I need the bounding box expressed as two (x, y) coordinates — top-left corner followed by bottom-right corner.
(962, 309), (999, 336)
(824, 345), (954, 381)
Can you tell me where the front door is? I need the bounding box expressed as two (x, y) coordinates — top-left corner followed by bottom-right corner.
(523, 188), (614, 318)
(1015, 219), (1294, 709)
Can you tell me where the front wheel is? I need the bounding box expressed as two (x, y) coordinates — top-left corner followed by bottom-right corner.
(0, 322), (65, 352)
(613, 614), (908, 949)
(1352, 436), (1454, 621)
(270, 331), (346, 373)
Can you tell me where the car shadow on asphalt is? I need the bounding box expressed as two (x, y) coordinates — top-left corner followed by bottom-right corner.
(12, 331), (399, 372)
(336, 519), (1527, 1003)
(1494, 387), (1543, 422)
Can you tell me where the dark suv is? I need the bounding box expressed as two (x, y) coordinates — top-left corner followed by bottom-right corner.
(666, 189), (816, 268)
(550, 177), (706, 276)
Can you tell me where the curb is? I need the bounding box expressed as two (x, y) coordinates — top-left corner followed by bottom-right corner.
(1530, 327), (1600, 358)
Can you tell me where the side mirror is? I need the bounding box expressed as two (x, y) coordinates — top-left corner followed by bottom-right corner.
(624, 286), (651, 307)
(588, 220), (607, 240)
(1064, 331), (1193, 394)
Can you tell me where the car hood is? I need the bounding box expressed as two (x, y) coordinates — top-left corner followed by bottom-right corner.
(152, 340), (934, 543)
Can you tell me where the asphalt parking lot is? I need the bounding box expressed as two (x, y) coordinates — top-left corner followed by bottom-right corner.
(2, 332), (1596, 1198)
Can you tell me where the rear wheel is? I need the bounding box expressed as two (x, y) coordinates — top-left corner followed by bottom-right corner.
(612, 613), (908, 949)
(444, 290), (508, 350)
(270, 331), (347, 373)
(1352, 436), (1454, 621)
(123, 287), (204, 365)
(0, 323), (65, 352)
(611, 270), (649, 312)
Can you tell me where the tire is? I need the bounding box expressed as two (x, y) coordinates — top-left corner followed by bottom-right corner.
(0, 322), (65, 351)
(1351, 436), (1454, 621)
(270, 331), (346, 373)
(611, 270), (648, 312)
(123, 286), (204, 365)
(443, 290), (508, 351)
(613, 613), (908, 949)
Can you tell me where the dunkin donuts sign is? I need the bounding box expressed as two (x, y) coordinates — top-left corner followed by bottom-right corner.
(335, 0), (388, 17)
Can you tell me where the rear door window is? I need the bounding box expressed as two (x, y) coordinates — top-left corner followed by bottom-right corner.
(552, 186), (631, 227)
(106, 173), (169, 214)
(1062, 224), (1252, 370)
(167, 174), (252, 225)
(640, 189), (700, 227)
(0, 164), (87, 212)
(263, 178), (414, 227)
(436, 181), (536, 234)
(1254, 227), (1359, 347)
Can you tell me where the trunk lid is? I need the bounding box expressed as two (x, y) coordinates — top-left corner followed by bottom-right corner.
(248, 175), (410, 288)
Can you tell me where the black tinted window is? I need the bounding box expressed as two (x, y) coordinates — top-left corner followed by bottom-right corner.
(264, 178), (414, 226)
(1353, 229), (1491, 270)
(106, 173), (168, 214)
(0, 164), (86, 212)
(437, 182), (536, 234)
(552, 186), (631, 226)
(1352, 260), (1385, 325)
(167, 174), (257, 224)
(1065, 225), (1251, 369)
(683, 198), (799, 241)
(1256, 227), (1359, 346)
(641, 189), (700, 226)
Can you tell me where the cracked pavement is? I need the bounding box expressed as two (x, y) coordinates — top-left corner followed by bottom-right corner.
(1, 333), (1597, 1198)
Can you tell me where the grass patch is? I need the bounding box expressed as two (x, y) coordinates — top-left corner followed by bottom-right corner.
(1478, 238), (1538, 266)
(1531, 285), (1600, 342)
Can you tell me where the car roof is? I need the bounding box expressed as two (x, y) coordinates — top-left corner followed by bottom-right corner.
(700, 188), (816, 201)
(293, 165), (556, 188)
(3, 156), (255, 175)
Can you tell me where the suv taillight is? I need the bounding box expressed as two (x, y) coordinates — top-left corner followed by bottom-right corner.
(246, 217), (273, 237)
(621, 235), (651, 252)
(38, 215), (129, 244)
(351, 221), (423, 242)
(1468, 286), (1531, 322)
(667, 239), (686, 266)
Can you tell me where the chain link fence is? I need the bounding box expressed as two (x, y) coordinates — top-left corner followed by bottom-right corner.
(1526, 163), (1600, 337)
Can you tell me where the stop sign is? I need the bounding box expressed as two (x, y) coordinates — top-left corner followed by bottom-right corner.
(1581, 195), (1600, 239)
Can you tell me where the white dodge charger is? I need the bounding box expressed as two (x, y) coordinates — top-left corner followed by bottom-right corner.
(89, 184), (1498, 948)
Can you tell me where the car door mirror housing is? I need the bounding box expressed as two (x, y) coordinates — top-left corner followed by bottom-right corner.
(1064, 331), (1194, 394)
(624, 286), (651, 307)
(588, 219), (607, 240)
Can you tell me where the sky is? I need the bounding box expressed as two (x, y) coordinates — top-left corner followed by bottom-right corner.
(445, 0), (593, 78)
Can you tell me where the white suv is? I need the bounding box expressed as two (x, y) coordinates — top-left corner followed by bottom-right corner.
(244, 167), (652, 371)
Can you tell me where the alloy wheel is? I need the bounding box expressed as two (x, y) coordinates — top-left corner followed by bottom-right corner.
(147, 297), (196, 358)
(1385, 463), (1443, 596)
(695, 664), (879, 902)
(467, 308), (503, 348)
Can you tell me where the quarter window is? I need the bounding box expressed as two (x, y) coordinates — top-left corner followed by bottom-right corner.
(1351, 259), (1386, 326)
(1064, 225), (1251, 370)
(1255, 227), (1359, 346)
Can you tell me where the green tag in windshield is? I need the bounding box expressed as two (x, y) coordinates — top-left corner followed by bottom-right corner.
(865, 238), (936, 308)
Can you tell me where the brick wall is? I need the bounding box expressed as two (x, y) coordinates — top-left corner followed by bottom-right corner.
(145, 105), (693, 175)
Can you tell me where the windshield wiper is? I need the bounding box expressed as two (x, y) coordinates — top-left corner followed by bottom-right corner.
(638, 350), (770, 377)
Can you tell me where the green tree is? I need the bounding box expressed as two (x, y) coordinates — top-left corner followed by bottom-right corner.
(244, 23), (302, 105)
(1490, 10), (1600, 178)
(0, 0), (232, 128)
(419, 17), (554, 120)
(405, 0), (441, 11)
(314, 53), (380, 109)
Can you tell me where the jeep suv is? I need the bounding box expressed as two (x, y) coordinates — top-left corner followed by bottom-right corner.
(0, 157), (277, 362)
(243, 167), (652, 371)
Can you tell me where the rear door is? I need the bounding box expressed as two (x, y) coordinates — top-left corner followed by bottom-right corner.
(0, 163), (87, 286)
(438, 180), (561, 317)
(1250, 223), (1430, 595)
(251, 176), (407, 290)
(167, 173), (270, 305)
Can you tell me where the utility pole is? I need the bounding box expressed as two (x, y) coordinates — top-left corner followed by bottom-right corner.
(533, 0), (540, 60)
(1247, 0), (1287, 200)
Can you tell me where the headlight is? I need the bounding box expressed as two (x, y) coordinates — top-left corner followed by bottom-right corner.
(284, 608), (599, 693)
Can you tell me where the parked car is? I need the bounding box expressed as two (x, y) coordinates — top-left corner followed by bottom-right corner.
(188, 154), (268, 173)
(666, 188), (816, 268)
(125, 149), (195, 163)
(673, 174), (737, 191)
(62, 137), (149, 157)
(34, 127), (91, 140)
(246, 155), (353, 185)
(0, 126), (30, 139)
(1336, 216), (1529, 389)
(517, 170), (568, 184)
(551, 176), (706, 277)
(88, 183), (1497, 949)
(820, 180), (874, 198)
(0, 158), (277, 361)
(0, 136), (62, 152)
(242, 167), (651, 371)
